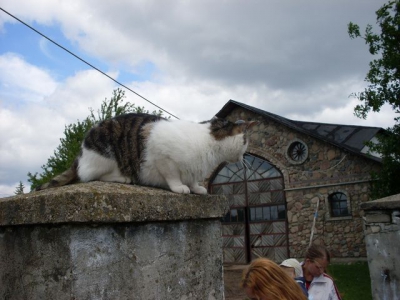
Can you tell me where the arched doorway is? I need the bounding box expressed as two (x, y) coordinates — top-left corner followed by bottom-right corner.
(210, 153), (289, 264)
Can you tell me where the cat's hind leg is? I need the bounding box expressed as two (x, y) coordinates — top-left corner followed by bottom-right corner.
(155, 159), (190, 194)
(99, 168), (132, 184)
(78, 148), (131, 184)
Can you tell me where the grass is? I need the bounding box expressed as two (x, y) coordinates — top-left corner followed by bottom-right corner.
(328, 262), (372, 300)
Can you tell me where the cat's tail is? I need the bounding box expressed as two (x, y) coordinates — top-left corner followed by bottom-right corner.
(35, 159), (79, 191)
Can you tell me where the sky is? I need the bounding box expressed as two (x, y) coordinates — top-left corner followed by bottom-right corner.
(0, 0), (396, 197)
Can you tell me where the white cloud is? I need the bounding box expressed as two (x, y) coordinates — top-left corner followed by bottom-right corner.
(1, 0), (385, 86)
(0, 53), (58, 103)
(288, 98), (397, 128)
(0, 184), (20, 198)
(45, 69), (118, 120)
(0, 54), (120, 196)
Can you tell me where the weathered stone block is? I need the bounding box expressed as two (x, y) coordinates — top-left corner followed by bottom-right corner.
(369, 225), (381, 233)
(0, 182), (228, 300)
(364, 213), (391, 224)
(327, 149), (336, 160)
(362, 194), (400, 300)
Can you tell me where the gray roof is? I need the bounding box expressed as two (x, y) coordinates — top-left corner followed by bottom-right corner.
(216, 100), (384, 162)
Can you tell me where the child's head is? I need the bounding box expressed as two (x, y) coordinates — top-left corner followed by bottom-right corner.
(279, 258), (302, 278)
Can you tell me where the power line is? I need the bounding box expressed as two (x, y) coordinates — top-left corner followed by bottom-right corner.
(0, 7), (179, 120)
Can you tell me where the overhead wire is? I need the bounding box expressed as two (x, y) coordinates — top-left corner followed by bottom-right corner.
(0, 7), (180, 119)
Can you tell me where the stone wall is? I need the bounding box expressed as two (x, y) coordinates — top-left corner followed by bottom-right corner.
(0, 182), (228, 300)
(285, 185), (369, 258)
(361, 194), (400, 300)
(223, 107), (381, 258)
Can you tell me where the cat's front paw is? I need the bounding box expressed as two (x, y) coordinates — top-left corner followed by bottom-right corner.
(191, 186), (208, 195)
(170, 185), (191, 194)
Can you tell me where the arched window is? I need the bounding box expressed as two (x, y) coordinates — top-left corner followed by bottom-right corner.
(329, 192), (350, 217)
(211, 154), (288, 263)
(212, 154), (281, 184)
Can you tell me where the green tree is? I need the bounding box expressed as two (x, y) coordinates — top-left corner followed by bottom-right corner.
(14, 181), (25, 195)
(348, 0), (400, 199)
(88, 88), (163, 122)
(28, 88), (164, 191)
(27, 119), (92, 190)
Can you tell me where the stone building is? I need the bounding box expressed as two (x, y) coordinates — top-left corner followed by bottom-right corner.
(207, 100), (383, 264)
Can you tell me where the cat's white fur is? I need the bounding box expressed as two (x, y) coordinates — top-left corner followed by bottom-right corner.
(77, 119), (249, 194)
(140, 119), (248, 194)
(78, 148), (132, 184)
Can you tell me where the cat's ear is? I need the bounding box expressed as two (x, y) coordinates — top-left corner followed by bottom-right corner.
(210, 116), (226, 123)
(212, 116), (229, 126)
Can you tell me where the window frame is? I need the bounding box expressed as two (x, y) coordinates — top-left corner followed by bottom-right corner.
(326, 191), (352, 221)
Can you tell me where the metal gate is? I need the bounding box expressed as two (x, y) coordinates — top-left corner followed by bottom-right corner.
(210, 154), (288, 264)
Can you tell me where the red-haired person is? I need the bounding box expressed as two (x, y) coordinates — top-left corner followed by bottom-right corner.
(241, 258), (308, 300)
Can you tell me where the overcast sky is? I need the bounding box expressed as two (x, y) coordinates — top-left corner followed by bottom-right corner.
(0, 0), (396, 197)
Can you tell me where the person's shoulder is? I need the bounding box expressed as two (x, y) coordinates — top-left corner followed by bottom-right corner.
(311, 273), (335, 284)
(323, 273), (342, 299)
(322, 273), (335, 282)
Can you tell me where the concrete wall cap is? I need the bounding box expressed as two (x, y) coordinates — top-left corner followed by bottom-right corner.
(0, 182), (228, 226)
(360, 193), (400, 211)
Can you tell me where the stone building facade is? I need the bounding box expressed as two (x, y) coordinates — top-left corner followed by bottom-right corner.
(207, 100), (382, 264)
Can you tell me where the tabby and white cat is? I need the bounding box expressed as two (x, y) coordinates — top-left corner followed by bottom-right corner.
(37, 113), (256, 194)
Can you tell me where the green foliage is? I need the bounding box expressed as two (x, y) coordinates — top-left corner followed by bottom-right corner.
(27, 120), (92, 190)
(369, 125), (400, 199)
(14, 181), (25, 195)
(88, 89), (164, 123)
(328, 262), (372, 300)
(27, 88), (164, 191)
(348, 1), (400, 120)
(348, 1), (400, 199)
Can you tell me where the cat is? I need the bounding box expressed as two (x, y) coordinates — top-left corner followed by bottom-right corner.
(36, 113), (256, 194)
